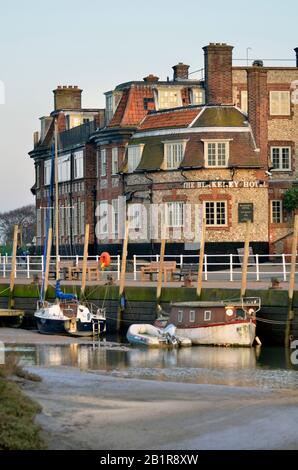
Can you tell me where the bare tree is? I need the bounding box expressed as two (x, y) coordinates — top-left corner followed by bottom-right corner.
(0, 205), (36, 245)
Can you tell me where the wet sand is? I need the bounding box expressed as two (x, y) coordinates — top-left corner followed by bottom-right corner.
(22, 366), (298, 450)
(2, 328), (298, 450)
(0, 328), (128, 350)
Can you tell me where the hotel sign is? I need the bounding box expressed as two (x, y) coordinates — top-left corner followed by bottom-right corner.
(183, 180), (267, 189)
(238, 203), (254, 223)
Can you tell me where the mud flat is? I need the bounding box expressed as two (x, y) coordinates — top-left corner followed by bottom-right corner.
(0, 328), (128, 350)
(21, 366), (298, 450)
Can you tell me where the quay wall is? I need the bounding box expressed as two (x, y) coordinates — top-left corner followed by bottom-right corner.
(0, 284), (297, 345)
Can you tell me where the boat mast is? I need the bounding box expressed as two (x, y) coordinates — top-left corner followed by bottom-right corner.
(54, 118), (60, 279)
(240, 220), (251, 297)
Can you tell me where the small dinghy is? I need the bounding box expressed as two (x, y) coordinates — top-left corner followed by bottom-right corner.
(127, 323), (191, 348)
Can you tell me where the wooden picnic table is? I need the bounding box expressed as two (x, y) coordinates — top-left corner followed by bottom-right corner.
(69, 261), (101, 281)
(50, 260), (101, 281)
(140, 261), (178, 282)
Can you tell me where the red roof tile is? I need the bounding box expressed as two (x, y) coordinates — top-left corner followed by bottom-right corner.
(138, 107), (201, 131)
(108, 86), (156, 128)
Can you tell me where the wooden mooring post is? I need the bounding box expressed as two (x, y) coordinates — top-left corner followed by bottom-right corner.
(285, 214), (298, 347)
(117, 220), (129, 332)
(240, 220), (251, 298)
(81, 224), (90, 297)
(196, 218), (206, 298)
(8, 224), (19, 309)
(156, 238), (166, 307)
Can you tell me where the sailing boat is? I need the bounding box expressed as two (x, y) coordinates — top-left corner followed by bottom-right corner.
(34, 119), (106, 336)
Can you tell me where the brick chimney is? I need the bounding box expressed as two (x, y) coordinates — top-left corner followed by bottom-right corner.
(294, 47), (298, 67)
(143, 74), (159, 83)
(203, 43), (233, 105)
(173, 63), (190, 80)
(247, 64), (268, 168)
(53, 85), (82, 110)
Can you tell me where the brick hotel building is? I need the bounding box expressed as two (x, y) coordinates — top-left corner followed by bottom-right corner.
(29, 43), (298, 256)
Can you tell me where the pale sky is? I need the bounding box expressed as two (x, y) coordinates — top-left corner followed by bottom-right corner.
(0, 0), (297, 211)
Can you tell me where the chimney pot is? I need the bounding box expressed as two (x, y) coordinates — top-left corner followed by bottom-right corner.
(143, 74), (159, 82)
(172, 62), (190, 80)
(253, 60), (263, 67)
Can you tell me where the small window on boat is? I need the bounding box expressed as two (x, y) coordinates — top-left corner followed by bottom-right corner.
(204, 310), (211, 321)
(178, 310), (183, 323)
(189, 310), (195, 322)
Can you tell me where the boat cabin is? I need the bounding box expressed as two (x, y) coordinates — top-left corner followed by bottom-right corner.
(169, 298), (260, 328)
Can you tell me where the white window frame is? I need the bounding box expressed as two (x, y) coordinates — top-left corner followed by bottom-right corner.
(80, 201), (85, 236)
(74, 150), (84, 179)
(127, 145), (144, 173)
(58, 154), (71, 182)
(204, 201), (228, 227)
(240, 90), (248, 114)
(128, 203), (143, 230)
(189, 310), (195, 323)
(44, 159), (52, 186)
(191, 88), (205, 105)
(112, 198), (119, 236)
(101, 149), (107, 177)
(112, 148), (118, 175)
(156, 87), (182, 110)
(269, 91), (290, 116)
(178, 310), (183, 323)
(204, 310), (211, 321)
(271, 146), (291, 171)
(163, 140), (186, 169)
(203, 140), (230, 168)
(105, 93), (114, 123)
(271, 200), (283, 224)
(98, 200), (109, 236)
(165, 202), (184, 228)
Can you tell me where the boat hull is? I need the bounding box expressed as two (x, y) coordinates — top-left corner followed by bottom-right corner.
(127, 323), (192, 348)
(176, 320), (256, 346)
(36, 317), (106, 337)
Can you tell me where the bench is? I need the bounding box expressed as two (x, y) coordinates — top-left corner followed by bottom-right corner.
(140, 261), (178, 282)
(175, 263), (199, 281)
(49, 261), (75, 280)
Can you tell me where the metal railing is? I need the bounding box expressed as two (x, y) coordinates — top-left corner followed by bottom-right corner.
(132, 253), (296, 282)
(0, 254), (121, 281)
(0, 252), (297, 283)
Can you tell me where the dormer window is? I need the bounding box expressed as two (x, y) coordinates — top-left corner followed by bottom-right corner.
(203, 140), (230, 168)
(127, 145), (144, 173)
(157, 88), (182, 110)
(164, 141), (186, 169)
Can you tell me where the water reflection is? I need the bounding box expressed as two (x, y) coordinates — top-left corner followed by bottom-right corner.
(4, 342), (298, 389)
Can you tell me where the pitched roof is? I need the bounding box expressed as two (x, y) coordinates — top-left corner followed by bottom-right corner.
(138, 107), (201, 131)
(124, 105), (260, 172)
(108, 86), (155, 128)
(192, 107), (247, 127)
